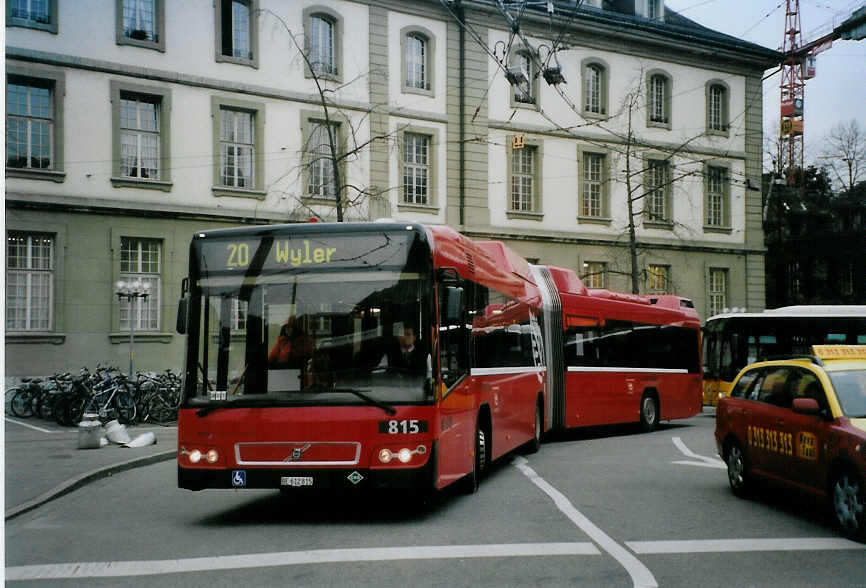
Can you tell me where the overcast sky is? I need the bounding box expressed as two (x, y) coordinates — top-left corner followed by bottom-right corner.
(664, 0), (866, 168)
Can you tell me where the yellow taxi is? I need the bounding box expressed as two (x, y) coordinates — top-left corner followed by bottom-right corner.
(715, 345), (866, 541)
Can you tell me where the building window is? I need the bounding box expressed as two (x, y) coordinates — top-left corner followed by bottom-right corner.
(307, 120), (339, 198)
(232, 299), (247, 330)
(6, 78), (53, 170)
(647, 73), (670, 125)
(119, 237), (160, 331)
(511, 51), (535, 105)
(646, 0), (663, 20)
(403, 132), (429, 205)
(707, 82), (728, 133)
(303, 7), (342, 81)
(405, 34), (427, 90)
(119, 93), (160, 179)
(7, 0), (57, 32)
(216, 0), (258, 66)
(511, 145), (536, 212)
(582, 261), (606, 289)
(582, 61), (607, 116)
(219, 108), (254, 188)
(581, 152), (606, 218)
(647, 264), (669, 293)
(705, 165), (729, 228)
(645, 159), (671, 223)
(309, 14), (336, 76)
(116, 0), (164, 50)
(6, 232), (53, 331)
(708, 268), (728, 317)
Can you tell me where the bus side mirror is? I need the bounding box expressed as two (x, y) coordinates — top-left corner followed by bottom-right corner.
(176, 298), (188, 335)
(445, 286), (463, 324)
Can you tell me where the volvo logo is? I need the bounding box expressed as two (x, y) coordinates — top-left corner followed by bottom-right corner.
(284, 443), (312, 462)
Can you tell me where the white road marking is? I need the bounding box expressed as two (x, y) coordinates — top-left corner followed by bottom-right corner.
(513, 456), (658, 588)
(671, 436), (725, 469)
(627, 537), (866, 554)
(5, 417), (56, 434)
(4, 543), (599, 580)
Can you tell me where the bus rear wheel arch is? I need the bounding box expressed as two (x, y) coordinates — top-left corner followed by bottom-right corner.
(640, 390), (660, 432)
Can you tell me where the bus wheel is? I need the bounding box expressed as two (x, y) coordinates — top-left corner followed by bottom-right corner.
(726, 441), (751, 498)
(525, 402), (542, 454)
(639, 393), (658, 432)
(460, 425), (485, 495)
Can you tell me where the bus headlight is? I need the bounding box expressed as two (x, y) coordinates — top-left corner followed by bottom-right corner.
(180, 446), (221, 466)
(206, 449), (220, 464)
(189, 449), (202, 464)
(377, 445), (427, 465)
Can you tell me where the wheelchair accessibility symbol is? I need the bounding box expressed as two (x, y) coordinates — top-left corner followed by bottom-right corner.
(232, 470), (246, 487)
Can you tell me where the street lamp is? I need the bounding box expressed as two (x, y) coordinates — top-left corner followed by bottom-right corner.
(116, 279), (151, 378)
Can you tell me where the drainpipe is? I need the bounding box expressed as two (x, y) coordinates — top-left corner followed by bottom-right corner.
(458, 0), (466, 226)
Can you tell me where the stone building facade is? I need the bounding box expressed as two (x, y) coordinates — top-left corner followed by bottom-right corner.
(5, 0), (779, 376)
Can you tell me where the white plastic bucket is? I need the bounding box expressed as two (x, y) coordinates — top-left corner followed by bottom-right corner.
(104, 419), (131, 444)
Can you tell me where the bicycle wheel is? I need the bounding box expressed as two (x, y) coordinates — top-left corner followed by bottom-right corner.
(10, 388), (34, 418)
(114, 390), (137, 425)
(145, 394), (177, 425)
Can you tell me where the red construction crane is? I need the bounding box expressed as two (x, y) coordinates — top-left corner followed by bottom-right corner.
(778, 2), (866, 185)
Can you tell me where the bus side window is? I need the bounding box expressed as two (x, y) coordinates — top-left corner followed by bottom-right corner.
(439, 281), (468, 388)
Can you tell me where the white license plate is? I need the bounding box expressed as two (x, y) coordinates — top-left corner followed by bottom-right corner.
(281, 476), (313, 487)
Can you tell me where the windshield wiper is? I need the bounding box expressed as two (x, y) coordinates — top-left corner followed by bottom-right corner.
(305, 386), (397, 415)
(195, 396), (277, 417)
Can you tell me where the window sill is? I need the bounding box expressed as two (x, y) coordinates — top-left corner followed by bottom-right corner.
(305, 70), (341, 83)
(6, 168), (66, 183)
(112, 177), (173, 192)
(7, 19), (57, 33)
(510, 99), (539, 111)
(212, 186), (267, 199)
(582, 111), (608, 120)
(117, 36), (165, 52)
(109, 332), (174, 344)
(705, 128), (729, 138)
(403, 86), (434, 98)
(5, 332), (66, 345)
(216, 54), (258, 69)
(703, 225), (733, 235)
(507, 211), (544, 221)
(644, 219), (674, 230)
(397, 203), (439, 214)
(647, 120), (671, 130)
(301, 195), (339, 206)
(577, 215), (611, 226)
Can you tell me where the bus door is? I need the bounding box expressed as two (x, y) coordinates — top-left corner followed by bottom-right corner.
(435, 282), (474, 489)
(563, 315), (603, 427)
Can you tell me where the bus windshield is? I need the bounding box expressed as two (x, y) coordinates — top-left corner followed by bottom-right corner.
(184, 229), (434, 409)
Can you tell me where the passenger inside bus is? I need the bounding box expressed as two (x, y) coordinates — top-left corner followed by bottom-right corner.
(387, 326), (424, 371)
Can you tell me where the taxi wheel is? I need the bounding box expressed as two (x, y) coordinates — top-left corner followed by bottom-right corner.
(831, 471), (866, 541)
(639, 393), (658, 433)
(726, 441), (751, 498)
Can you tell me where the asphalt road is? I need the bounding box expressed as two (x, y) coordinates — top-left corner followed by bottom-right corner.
(5, 410), (865, 587)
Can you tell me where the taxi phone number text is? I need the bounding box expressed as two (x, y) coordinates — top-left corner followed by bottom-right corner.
(748, 425), (793, 456)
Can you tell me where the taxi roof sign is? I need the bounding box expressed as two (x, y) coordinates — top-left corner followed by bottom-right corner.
(811, 345), (866, 360)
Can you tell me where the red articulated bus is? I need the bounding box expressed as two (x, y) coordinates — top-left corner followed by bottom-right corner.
(176, 222), (547, 494)
(530, 265), (703, 433)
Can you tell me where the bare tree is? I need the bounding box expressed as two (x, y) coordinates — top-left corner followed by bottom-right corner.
(821, 119), (865, 192)
(261, 9), (407, 222)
